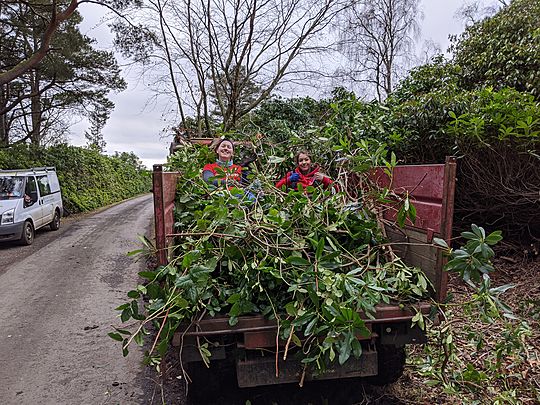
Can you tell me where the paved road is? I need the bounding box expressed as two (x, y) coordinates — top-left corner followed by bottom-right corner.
(0, 194), (154, 405)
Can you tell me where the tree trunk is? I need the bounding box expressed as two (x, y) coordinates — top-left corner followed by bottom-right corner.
(30, 70), (42, 145)
(29, 22), (43, 145)
(0, 85), (8, 146)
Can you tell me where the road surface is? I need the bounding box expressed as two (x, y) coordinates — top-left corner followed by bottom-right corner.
(0, 194), (154, 405)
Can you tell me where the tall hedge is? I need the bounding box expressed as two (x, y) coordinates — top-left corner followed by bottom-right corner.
(450, 0), (540, 97)
(0, 144), (151, 213)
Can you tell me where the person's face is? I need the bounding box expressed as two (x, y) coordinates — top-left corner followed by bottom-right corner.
(217, 141), (234, 161)
(297, 153), (311, 173)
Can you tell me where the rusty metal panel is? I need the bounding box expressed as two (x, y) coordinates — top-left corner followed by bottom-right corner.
(172, 305), (425, 343)
(382, 201), (443, 236)
(372, 164), (446, 232)
(236, 349), (378, 387)
(371, 158), (456, 302)
(244, 330), (280, 349)
(162, 171), (179, 263)
(437, 156), (457, 301)
(372, 302), (431, 321)
(153, 165), (167, 266)
(242, 324), (373, 350)
(152, 165), (180, 266)
(179, 314), (278, 337)
(373, 164), (445, 200)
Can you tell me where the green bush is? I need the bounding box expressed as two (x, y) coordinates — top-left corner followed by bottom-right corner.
(450, 0), (540, 96)
(0, 144), (151, 213)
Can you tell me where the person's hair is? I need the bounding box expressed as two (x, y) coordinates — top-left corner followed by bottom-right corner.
(214, 138), (235, 152)
(294, 150), (311, 165)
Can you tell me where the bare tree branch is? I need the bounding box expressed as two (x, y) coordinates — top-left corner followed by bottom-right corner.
(111, 0), (349, 130)
(336, 0), (422, 101)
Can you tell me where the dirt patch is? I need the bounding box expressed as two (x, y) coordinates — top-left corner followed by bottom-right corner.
(390, 252), (540, 404)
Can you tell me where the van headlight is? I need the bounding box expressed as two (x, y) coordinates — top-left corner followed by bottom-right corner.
(1, 209), (14, 225)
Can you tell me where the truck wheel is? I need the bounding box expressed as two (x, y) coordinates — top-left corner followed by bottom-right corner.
(49, 210), (61, 231)
(20, 221), (35, 245)
(187, 360), (236, 403)
(366, 345), (406, 386)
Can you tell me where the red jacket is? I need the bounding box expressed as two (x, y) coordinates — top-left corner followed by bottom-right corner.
(203, 162), (242, 183)
(275, 166), (334, 191)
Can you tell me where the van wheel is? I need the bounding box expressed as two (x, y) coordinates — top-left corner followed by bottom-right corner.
(49, 211), (61, 231)
(20, 221), (34, 245)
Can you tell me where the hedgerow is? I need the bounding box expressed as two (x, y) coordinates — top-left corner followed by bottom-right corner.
(0, 144), (151, 213)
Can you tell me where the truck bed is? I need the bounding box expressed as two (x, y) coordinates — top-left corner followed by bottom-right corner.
(152, 156), (456, 386)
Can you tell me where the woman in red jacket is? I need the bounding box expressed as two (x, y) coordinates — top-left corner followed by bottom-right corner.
(202, 139), (242, 187)
(275, 150), (334, 191)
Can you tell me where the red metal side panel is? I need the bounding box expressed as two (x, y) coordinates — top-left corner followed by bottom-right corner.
(371, 157), (456, 302)
(373, 165), (445, 199)
(153, 165), (179, 266)
(372, 164), (446, 234)
(163, 171), (179, 246)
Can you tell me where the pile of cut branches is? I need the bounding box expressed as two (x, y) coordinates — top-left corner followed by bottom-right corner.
(111, 141), (431, 372)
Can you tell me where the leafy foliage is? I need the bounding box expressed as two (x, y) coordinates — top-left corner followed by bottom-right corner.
(0, 144), (151, 213)
(442, 225), (503, 285)
(450, 0), (540, 97)
(113, 141), (432, 372)
(415, 225), (535, 403)
(240, 95), (331, 144)
(446, 87), (540, 144)
(376, 58), (540, 240)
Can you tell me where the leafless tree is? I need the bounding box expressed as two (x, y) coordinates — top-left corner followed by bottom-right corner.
(418, 39), (442, 66)
(455, 0), (508, 26)
(112, 0), (349, 132)
(336, 0), (422, 101)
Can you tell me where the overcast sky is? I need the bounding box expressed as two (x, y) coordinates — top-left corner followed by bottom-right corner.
(73, 0), (477, 169)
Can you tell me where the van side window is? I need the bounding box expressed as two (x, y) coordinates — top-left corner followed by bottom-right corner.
(48, 173), (60, 193)
(37, 175), (51, 196)
(0, 176), (24, 199)
(26, 176), (38, 201)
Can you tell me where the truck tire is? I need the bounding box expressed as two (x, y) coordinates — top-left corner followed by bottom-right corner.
(186, 359), (236, 403)
(366, 345), (406, 386)
(49, 210), (61, 231)
(20, 220), (35, 245)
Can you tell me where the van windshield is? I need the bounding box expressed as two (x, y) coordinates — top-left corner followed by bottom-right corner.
(0, 176), (25, 200)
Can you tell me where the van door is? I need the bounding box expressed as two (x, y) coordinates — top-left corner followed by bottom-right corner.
(23, 176), (43, 228)
(36, 174), (54, 226)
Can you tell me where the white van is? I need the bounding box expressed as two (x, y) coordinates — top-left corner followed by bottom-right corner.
(0, 167), (63, 245)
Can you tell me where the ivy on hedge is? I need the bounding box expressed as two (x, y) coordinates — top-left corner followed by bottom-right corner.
(0, 144), (151, 213)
